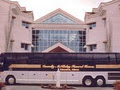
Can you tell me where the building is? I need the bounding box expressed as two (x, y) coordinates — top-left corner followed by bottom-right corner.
(2, 0), (120, 53)
(32, 9), (86, 53)
(85, 0), (120, 52)
(0, 0), (34, 53)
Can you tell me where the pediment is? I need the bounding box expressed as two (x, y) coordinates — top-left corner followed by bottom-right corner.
(42, 13), (75, 24)
(42, 42), (75, 53)
(35, 8), (84, 24)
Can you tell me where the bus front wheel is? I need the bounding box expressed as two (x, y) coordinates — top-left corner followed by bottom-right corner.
(6, 75), (16, 85)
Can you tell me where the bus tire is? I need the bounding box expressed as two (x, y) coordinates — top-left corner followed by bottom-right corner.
(6, 75), (16, 85)
(82, 76), (94, 87)
(95, 76), (106, 87)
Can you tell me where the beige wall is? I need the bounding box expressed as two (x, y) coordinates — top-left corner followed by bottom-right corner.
(85, 0), (120, 52)
(0, 0), (11, 53)
(0, 0), (34, 53)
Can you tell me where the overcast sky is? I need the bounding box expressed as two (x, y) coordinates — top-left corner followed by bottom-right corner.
(10, 0), (111, 21)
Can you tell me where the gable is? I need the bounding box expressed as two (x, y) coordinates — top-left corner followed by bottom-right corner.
(42, 42), (75, 53)
(35, 8), (84, 24)
(42, 13), (75, 24)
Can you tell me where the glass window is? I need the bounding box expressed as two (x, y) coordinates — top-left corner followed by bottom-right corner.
(25, 44), (28, 50)
(32, 41), (35, 46)
(32, 35), (36, 41)
(83, 31), (86, 35)
(32, 30), (86, 52)
(42, 13), (75, 24)
(11, 16), (15, 26)
(21, 43), (24, 48)
(21, 43), (29, 50)
(36, 30), (39, 34)
(36, 42), (39, 46)
(89, 44), (97, 51)
(104, 42), (107, 51)
(36, 47), (39, 51)
(44, 42), (47, 46)
(103, 18), (106, 27)
(83, 48), (86, 52)
(22, 21), (29, 29)
(78, 31), (82, 34)
(32, 30), (35, 34)
(89, 22), (96, 29)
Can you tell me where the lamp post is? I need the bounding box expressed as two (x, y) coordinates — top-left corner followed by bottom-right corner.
(56, 68), (61, 88)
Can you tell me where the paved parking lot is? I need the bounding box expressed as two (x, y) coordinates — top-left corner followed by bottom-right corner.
(2, 85), (114, 90)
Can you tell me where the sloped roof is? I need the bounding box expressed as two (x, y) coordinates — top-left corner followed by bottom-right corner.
(42, 42), (75, 53)
(35, 8), (84, 24)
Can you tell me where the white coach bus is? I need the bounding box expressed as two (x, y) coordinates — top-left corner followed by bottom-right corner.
(0, 52), (120, 87)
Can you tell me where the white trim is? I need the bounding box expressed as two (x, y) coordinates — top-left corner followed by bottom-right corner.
(21, 41), (31, 45)
(86, 42), (97, 45)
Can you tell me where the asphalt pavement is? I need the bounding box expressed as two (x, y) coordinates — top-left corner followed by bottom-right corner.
(2, 85), (114, 90)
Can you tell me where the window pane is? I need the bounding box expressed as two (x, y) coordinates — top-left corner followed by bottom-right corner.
(32, 30), (86, 52)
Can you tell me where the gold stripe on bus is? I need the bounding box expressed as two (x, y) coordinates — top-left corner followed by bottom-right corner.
(8, 64), (120, 69)
(96, 65), (120, 68)
(71, 65), (83, 68)
(42, 65), (55, 69)
(9, 64), (41, 68)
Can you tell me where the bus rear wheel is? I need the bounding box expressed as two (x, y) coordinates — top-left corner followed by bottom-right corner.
(95, 76), (106, 87)
(6, 75), (16, 85)
(82, 76), (94, 87)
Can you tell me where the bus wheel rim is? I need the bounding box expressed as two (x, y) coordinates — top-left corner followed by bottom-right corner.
(8, 78), (14, 84)
(85, 79), (92, 86)
(97, 79), (103, 86)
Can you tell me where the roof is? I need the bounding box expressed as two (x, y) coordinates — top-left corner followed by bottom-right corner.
(34, 8), (84, 24)
(42, 42), (75, 53)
